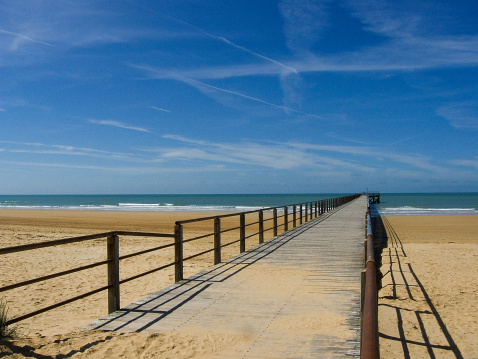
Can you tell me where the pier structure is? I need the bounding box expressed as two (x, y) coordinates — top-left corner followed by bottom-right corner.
(86, 196), (368, 358)
(368, 192), (380, 204)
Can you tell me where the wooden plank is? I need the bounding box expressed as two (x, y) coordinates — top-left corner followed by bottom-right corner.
(86, 197), (366, 358)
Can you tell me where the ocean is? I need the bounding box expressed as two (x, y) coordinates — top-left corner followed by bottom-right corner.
(0, 193), (476, 215)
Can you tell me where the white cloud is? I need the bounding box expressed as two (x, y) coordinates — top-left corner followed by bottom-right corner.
(158, 135), (376, 171)
(88, 119), (150, 132)
(436, 102), (478, 130)
(279, 0), (331, 53)
(449, 157), (478, 169)
(148, 106), (171, 113)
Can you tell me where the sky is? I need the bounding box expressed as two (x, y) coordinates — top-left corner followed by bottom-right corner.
(1, 0), (477, 194)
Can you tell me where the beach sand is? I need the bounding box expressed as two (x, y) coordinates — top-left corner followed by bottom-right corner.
(378, 215), (478, 358)
(1, 210), (477, 357)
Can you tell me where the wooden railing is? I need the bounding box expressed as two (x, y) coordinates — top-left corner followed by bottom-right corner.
(361, 201), (380, 358)
(0, 194), (359, 326)
(0, 231), (175, 325)
(174, 194), (360, 281)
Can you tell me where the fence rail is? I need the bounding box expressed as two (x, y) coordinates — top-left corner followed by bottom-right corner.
(173, 194), (359, 281)
(361, 201), (380, 358)
(0, 194), (359, 326)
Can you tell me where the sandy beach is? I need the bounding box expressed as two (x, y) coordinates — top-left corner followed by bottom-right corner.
(378, 215), (478, 358)
(1, 210), (477, 357)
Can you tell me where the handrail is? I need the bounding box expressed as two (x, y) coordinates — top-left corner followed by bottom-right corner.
(1, 194), (360, 327)
(361, 202), (380, 358)
(173, 194), (360, 280)
(1, 231), (175, 325)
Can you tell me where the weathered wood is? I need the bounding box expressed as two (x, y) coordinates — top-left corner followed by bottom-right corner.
(107, 234), (120, 313)
(240, 213), (246, 253)
(86, 196), (366, 358)
(293, 205), (297, 228)
(273, 208), (278, 237)
(174, 224), (183, 282)
(284, 206), (288, 232)
(214, 217), (221, 264)
(259, 210), (264, 244)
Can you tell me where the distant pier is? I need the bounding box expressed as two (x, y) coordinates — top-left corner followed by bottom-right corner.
(368, 192), (380, 204)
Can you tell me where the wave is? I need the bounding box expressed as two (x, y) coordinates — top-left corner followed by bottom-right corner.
(0, 203), (271, 212)
(374, 206), (478, 216)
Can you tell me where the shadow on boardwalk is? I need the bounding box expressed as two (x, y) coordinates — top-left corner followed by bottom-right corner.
(87, 211), (337, 333)
(374, 215), (464, 359)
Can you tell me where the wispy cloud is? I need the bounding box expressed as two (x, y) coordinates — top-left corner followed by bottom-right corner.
(0, 29), (55, 49)
(177, 77), (328, 120)
(436, 102), (478, 130)
(88, 119), (150, 132)
(449, 157), (478, 169)
(148, 106), (171, 113)
(174, 18), (297, 74)
(279, 0), (331, 53)
(158, 135), (381, 172)
(0, 141), (145, 162)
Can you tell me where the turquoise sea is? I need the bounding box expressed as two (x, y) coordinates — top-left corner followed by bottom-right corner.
(0, 193), (476, 215)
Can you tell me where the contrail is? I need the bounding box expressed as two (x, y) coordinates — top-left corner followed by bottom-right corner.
(148, 106), (171, 113)
(189, 78), (327, 120)
(176, 20), (297, 74)
(217, 36), (298, 74)
(0, 29), (55, 47)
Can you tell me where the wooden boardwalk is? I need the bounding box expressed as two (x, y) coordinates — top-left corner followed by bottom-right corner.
(85, 196), (367, 358)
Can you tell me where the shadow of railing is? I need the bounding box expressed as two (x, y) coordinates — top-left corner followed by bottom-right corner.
(85, 212), (337, 333)
(374, 214), (463, 359)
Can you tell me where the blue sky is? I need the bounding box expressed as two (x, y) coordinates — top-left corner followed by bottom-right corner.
(1, 0), (477, 194)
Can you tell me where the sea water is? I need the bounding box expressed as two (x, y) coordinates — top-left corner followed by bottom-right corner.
(0, 193), (476, 215)
(373, 193), (478, 216)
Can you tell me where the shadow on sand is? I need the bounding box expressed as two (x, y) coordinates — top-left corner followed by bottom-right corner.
(373, 214), (463, 359)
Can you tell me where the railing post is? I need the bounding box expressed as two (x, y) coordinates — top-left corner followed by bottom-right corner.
(259, 210), (264, 244)
(273, 208), (278, 236)
(214, 217), (221, 264)
(284, 206), (288, 232)
(299, 204), (303, 224)
(315, 201), (318, 218)
(293, 205), (297, 228)
(107, 233), (120, 313)
(174, 223), (184, 282)
(240, 213), (246, 253)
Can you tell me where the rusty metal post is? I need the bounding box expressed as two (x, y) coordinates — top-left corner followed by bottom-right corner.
(174, 223), (184, 282)
(107, 234), (120, 313)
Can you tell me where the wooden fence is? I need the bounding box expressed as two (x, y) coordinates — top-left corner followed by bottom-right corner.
(0, 194), (359, 326)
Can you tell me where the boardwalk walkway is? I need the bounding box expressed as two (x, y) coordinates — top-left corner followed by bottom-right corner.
(86, 196), (367, 358)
